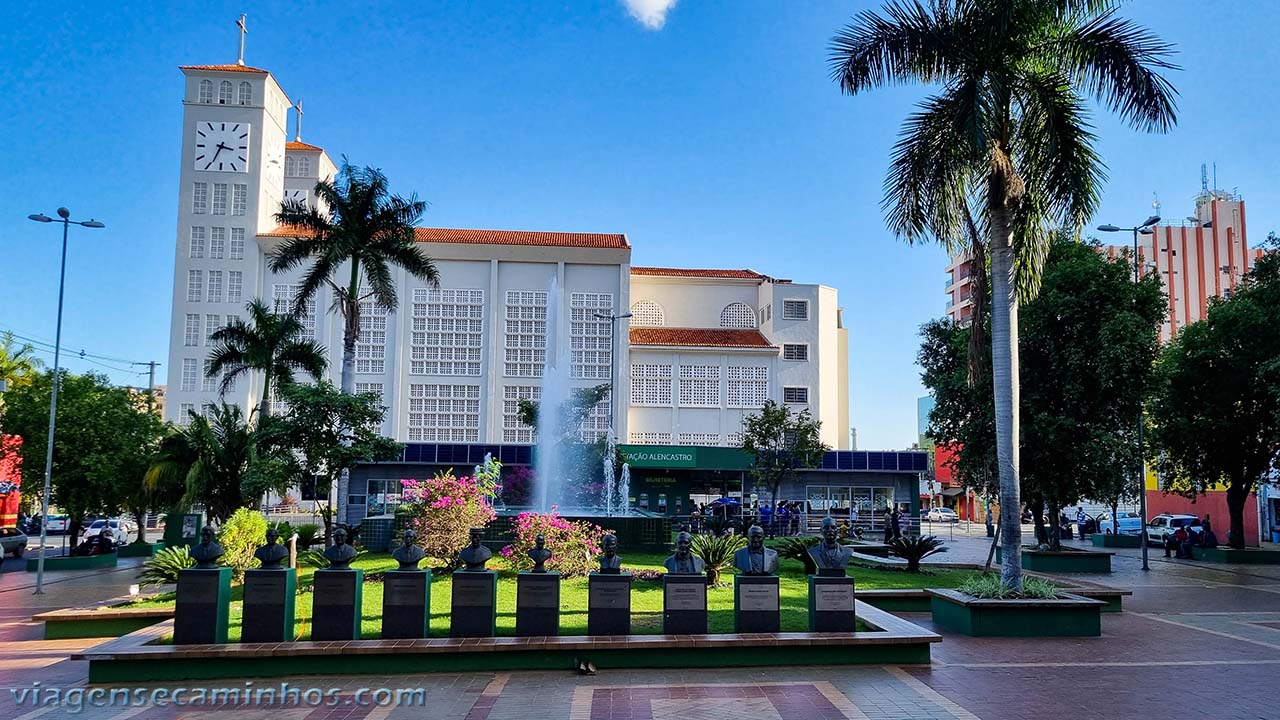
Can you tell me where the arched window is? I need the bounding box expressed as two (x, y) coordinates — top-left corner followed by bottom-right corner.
(719, 302), (756, 329)
(218, 80), (233, 104)
(238, 81), (252, 105)
(285, 156), (297, 177)
(297, 156), (310, 176)
(630, 300), (665, 327)
(198, 79), (213, 103)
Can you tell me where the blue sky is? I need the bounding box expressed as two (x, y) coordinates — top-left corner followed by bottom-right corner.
(2, 1), (1278, 450)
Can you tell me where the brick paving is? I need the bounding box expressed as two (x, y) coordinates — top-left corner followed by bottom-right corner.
(4, 537), (1279, 719)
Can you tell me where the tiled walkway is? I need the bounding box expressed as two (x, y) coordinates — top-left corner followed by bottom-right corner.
(4, 541), (1278, 719)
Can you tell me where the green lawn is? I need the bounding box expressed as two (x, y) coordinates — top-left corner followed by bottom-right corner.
(124, 552), (974, 641)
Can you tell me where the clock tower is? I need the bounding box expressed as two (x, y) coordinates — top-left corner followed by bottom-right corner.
(164, 41), (292, 425)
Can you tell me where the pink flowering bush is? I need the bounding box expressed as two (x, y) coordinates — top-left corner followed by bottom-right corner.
(497, 465), (533, 506)
(399, 470), (496, 567)
(500, 509), (611, 578)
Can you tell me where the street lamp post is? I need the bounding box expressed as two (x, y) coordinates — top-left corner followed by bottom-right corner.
(27, 208), (105, 594)
(1097, 215), (1159, 571)
(593, 312), (633, 435)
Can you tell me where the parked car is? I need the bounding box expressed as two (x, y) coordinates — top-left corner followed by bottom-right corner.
(1093, 511), (1143, 535)
(1145, 514), (1204, 546)
(926, 507), (960, 523)
(81, 518), (137, 545)
(0, 527), (28, 558)
(42, 515), (69, 534)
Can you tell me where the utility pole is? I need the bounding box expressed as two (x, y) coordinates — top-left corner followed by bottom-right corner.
(131, 361), (160, 414)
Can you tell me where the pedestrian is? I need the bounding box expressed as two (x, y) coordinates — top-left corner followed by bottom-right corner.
(1075, 507), (1087, 539)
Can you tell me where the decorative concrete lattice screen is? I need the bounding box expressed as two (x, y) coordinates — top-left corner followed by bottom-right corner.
(631, 364), (672, 406)
(570, 292), (613, 379)
(356, 289), (388, 374)
(411, 288), (483, 376)
(720, 302), (756, 328)
(629, 300), (665, 327)
(504, 291), (547, 377)
(407, 383), (480, 442)
(272, 284), (316, 340)
(502, 384), (540, 444)
(727, 366), (768, 407)
(679, 365), (720, 407)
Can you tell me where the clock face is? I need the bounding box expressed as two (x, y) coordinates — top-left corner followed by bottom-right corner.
(193, 121), (251, 172)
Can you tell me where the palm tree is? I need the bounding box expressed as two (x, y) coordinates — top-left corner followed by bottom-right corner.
(145, 404), (258, 524)
(206, 299), (328, 420)
(269, 161), (439, 525)
(0, 332), (43, 388)
(829, 0), (1177, 589)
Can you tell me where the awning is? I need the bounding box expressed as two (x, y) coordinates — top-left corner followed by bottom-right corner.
(940, 487), (966, 497)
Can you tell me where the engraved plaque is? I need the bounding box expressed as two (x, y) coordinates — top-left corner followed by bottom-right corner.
(590, 579), (630, 609)
(314, 572), (356, 604)
(665, 582), (706, 611)
(453, 575), (494, 607)
(739, 583), (779, 612)
(384, 576), (424, 606)
(814, 583), (855, 612)
(244, 574), (285, 604)
(519, 580), (559, 609)
(181, 573), (219, 604)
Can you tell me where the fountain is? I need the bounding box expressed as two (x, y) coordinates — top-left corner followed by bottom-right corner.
(617, 463), (631, 516)
(603, 429), (617, 517)
(534, 276), (574, 512)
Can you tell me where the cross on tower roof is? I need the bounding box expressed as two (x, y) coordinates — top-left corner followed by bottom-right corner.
(236, 14), (247, 66)
(294, 99), (304, 142)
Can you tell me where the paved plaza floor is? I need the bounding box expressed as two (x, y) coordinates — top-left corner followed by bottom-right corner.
(3, 537), (1278, 720)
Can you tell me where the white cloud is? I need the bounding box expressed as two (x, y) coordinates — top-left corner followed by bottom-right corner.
(622, 0), (678, 30)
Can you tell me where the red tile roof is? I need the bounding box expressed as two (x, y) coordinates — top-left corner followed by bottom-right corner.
(629, 327), (776, 349)
(179, 64), (269, 74)
(632, 266), (767, 280)
(286, 140), (323, 152)
(259, 226), (630, 250)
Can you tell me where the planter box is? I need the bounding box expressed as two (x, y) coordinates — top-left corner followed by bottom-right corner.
(1092, 534), (1141, 549)
(1192, 547), (1280, 565)
(26, 552), (119, 572)
(928, 589), (1104, 637)
(118, 543), (164, 558)
(996, 546), (1112, 573)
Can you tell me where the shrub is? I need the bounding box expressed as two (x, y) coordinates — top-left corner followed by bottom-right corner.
(499, 510), (610, 578)
(293, 523), (321, 549)
(887, 534), (947, 572)
(218, 508), (268, 580)
(498, 465), (533, 506)
(773, 535), (821, 575)
(399, 471), (497, 568)
(299, 546), (368, 570)
(691, 533), (746, 585)
(959, 573), (1062, 600)
(137, 546), (195, 587)
(621, 567), (663, 582)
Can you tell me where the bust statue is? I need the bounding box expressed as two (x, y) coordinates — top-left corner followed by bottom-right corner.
(254, 528), (288, 569)
(733, 525), (779, 575)
(190, 526), (225, 569)
(809, 517), (853, 576)
(596, 533), (623, 574)
(459, 527), (492, 571)
(391, 528), (426, 571)
(324, 527), (359, 570)
(528, 534), (552, 573)
(663, 532), (705, 575)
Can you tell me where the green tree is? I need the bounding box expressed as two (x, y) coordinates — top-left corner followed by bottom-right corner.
(0, 332), (42, 390)
(922, 238), (1165, 548)
(271, 382), (401, 544)
(270, 162), (439, 524)
(740, 400), (829, 514)
(1148, 251), (1280, 549)
(829, 0), (1178, 588)
(3, 370), (165, 537)
(206, 299), (328, 420)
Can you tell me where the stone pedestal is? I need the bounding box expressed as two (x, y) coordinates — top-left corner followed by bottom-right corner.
(312, 569), (364, 641)
(450, 571), (497, 638)
(587, 572), (631, 636)
(174, 567), (232, 645)
(809, 575), (857, 632)
(734, 575), (780, 633)
(382, 570), (432, 639)
(515, 572), (561, 637)
(241, 568), (296, 643)
(662, 574), (707, 635)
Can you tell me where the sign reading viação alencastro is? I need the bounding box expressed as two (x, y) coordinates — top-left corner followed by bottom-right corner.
(617, 446), (697, 468)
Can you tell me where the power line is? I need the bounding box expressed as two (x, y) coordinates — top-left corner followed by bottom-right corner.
(0, 325), (150, 366)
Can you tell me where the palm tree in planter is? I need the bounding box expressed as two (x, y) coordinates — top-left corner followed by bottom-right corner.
(829, 0), (1177, 589)
(206, 299), (328, 420)
(270, 162), (439, 526)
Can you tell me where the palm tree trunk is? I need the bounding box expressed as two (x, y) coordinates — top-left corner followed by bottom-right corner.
(259, 371), (272, 423)
(988, 207), (1024, 591)
(334, 260), (361, 531)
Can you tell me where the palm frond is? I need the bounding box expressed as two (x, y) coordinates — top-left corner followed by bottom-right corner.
(828, 0), (966, 93)
(1013, 69), (1104, 227)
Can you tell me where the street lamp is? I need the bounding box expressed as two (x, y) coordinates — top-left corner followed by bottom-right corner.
(1097, 214), (1158, 571)
(27, 207), (105, 594)
(593, 312), (633, 434)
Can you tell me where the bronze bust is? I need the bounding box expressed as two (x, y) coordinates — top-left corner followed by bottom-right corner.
(528, 533), (552, 573)
(663, 532), (705, 575)
(733, 525), (779, 575)
(391, 528), (426, 570)
(809, 517), (853, 576)
(459, 527), (492, 571)
(597, 533), (623, 574)
(190, 526), (225, 569)
(254, 528), (288, 569)
(324, 527), (359, 570)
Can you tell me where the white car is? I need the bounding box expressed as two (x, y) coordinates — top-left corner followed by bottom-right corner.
(1145, 514), (1203, 546)
(926, 507), (960, 523)
(82, 518), (137, 545)
(1094, 511), (1143, 535)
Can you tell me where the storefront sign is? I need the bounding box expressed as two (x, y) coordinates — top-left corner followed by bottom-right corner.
(618, 446), (697, 468)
